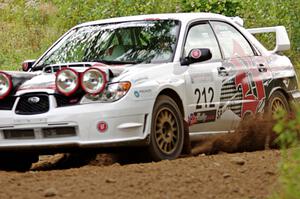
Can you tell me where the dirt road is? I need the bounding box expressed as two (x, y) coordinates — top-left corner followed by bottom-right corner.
(0, 150), (280, 199)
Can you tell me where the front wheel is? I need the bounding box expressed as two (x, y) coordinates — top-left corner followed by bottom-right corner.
(148, 95), (184, 161)
(0, 153), (38, 171)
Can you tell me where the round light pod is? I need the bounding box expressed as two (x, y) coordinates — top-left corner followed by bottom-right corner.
(0, 71), (13, 100)
(81, 68), (107, 95)
(55, 68), (79, 96)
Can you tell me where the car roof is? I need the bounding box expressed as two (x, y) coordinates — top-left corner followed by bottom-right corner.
(76, 13), (230, 28)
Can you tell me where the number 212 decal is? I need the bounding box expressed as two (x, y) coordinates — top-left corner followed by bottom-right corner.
(194, 87), (215, 109)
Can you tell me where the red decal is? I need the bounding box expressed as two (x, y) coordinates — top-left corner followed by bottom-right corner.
(233, 57), (266, 117)
(191, 49), (201, 59)
(97, 121), (108, 133)
(22, 62), (29, 71)
(18, 85), (56, 91)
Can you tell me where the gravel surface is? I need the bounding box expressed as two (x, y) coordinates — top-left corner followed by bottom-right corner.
(0, 150), (281, 199)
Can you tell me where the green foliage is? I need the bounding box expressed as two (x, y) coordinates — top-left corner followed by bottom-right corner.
(240, 0), (300, 68)
(181, 0), (242, 16)
(273, 107), (300, 199)
(274, 109), (299, 148)
(0, 0), (299, 70)
(0, 0), (181, 70)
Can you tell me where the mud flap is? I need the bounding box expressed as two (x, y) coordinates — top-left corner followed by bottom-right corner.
(182, 121), (191, 155)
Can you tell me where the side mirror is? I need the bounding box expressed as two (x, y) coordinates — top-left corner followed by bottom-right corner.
(22, 60), (35, 72)
(181, 48), (212, 66)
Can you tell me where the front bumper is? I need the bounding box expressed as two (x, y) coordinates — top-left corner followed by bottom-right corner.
(0, 95), (153, 153)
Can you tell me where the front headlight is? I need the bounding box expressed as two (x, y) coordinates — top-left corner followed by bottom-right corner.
(82, 81), (131, 103)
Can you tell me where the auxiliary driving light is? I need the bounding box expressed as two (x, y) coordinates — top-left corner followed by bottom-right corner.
(55, 68), (79, 96)
(0, 71), (12, 100)
(81, 68), (107, 95)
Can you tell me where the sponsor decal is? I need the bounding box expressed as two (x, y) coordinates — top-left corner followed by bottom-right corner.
(190, 73), (213, 84)
(138, 89), (152, 93)
(188, 110), (217, 126)
(134, 91), (140, 98)
(133, 88), (153, 99)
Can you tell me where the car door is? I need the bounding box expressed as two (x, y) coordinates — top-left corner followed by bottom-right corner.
(184, 22), (235, 134)
(210, 21), (271, 128)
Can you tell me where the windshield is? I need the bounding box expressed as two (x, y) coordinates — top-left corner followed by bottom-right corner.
(34, 20), (180, 69)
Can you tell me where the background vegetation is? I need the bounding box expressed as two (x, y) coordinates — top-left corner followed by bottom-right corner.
(273, 108), (300, 199)
(0, 0), (299, 197)
(0, 0), (299, 70)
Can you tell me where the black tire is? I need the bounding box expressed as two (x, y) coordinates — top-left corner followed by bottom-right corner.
(59, 152), (97, 168)
(266, 91), (290, 116)
(148, 95), (184, 161)
(0, 153), (38, 171)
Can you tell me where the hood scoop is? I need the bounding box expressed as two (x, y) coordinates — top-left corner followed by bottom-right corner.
(6, 71), (39, 94)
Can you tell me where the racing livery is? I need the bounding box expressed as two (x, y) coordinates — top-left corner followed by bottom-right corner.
(0, 13), (299, 169)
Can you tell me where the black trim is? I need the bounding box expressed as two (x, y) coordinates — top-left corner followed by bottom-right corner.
(208, 21), (225, 59)
(0, 96), (16, 110)
(0, 136), (150, 154)
(15, 93), (50, 115)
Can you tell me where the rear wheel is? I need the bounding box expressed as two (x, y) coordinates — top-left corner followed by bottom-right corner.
(148, 95), (184, 161)
(267, 91), (290, 115)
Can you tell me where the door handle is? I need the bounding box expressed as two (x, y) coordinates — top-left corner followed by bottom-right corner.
(258, 64), (267, 72)
(218, 67), (229, 76)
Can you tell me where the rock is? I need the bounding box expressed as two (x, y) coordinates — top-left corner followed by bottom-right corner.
(44, 188), (58, 197)
(230, 157), (246, 165)
(238, 168), (248, 173)
(213, 162), (221, 167)
(265, 170), (275, 175)
(111, 163), (121, 167)
(232, 187), (240, 193)
(105, 178), (117, 183)
(223, 173), (231, 178)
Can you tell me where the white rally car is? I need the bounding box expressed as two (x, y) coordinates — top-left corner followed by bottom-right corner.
(0, 13), (299, 169)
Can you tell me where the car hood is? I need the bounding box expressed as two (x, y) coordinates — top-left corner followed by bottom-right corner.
(4, 62), (171, 96)
(4, 62), (152, 95)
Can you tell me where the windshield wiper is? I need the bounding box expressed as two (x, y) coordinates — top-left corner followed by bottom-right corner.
(93, 60), (143, 65)
(31, 64), (49, 71)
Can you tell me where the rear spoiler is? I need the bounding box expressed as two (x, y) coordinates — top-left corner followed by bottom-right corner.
(247, 26), (290, 53)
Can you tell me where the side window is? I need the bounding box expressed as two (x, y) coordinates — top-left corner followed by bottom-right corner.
(211, 21), (254, 59)
(185, 23), (222, 61)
